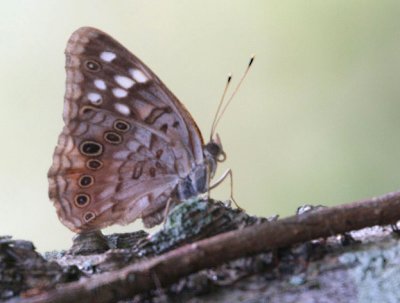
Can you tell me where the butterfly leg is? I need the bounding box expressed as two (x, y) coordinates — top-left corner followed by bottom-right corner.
(209, 169), (243, 210)
(162, 197), (173, 227)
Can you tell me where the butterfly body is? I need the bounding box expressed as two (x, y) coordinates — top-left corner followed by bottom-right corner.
(48, 27), (224, 233)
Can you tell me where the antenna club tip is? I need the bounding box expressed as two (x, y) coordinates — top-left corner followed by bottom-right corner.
(249, 55), (255, 66)
(227, 73), (232, 82)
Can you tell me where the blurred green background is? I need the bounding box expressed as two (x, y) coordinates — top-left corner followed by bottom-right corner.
(1, 1), (400, 252)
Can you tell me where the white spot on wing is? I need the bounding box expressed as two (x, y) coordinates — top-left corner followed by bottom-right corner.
(115, 103), (130, 115)
(114, 75), (135, 89)
(136, 195), (150, 210)
(87, 92), (102, 105)
(65, 137), (74, 152)
(129, 69), (148, 83)
(98, 186), (115, 200)
(100, 51), (116, 62)
(127, 140), (140, 151)
(134, 99), (154, 120)
(75, 123), (89, 136)
(112, 88), (128, 98)
(113, 150), (131, 160)
(90, 111), (107, 123)
(135, 128), (152, 148)
(94, 79), (107, 90)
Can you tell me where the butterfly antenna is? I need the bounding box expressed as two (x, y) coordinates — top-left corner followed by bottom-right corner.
(210, 74), (232, 140)
(212, 55), (255, 137)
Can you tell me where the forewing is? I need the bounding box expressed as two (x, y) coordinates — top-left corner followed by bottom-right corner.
(48, 27), (204, 232)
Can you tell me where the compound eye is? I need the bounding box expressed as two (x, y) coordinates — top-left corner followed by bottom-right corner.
(217, 150), (226, 162)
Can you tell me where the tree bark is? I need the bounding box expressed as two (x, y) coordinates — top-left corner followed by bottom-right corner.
(3, 190), (400, 303)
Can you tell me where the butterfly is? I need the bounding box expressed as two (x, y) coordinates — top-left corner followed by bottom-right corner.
(47, 27), (238, 233)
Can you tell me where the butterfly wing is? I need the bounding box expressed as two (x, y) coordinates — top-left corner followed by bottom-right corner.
(48, 27), (204, 232)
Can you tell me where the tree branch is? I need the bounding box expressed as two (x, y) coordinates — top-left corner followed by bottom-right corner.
(11, 190), (400, 303)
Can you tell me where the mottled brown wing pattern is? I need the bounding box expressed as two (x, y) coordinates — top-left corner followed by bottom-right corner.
(48, 27), (206, 232)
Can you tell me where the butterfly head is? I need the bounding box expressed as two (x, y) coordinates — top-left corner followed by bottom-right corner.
(204, 133), (226, 178)
(205, 133), (226, 161)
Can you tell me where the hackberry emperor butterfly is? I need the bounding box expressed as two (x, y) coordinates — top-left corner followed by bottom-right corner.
(48, 27), (244, 233)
